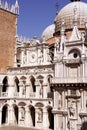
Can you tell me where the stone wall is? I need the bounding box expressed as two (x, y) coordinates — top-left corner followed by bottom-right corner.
(0, 9), (17, 72)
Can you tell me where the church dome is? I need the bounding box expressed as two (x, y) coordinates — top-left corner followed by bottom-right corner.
(41, 24), (55, 42)
(54, 1), (87, 33)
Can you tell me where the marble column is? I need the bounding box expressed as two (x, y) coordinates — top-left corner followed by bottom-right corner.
(43, 107), (49, 129)
(0, 109), (2, 126)
(19, 80), (23, 97)
(8, 106), (14, 125)
(80, 89), (84, 111)
(35, 80), (39, 98)
(54, 90), (58, 110)
(62, 90), (65, 110)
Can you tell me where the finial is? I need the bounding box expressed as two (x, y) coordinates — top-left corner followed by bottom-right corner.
(15, 0), (19, 14)
(11, 5), (15, 13)
(5, 1), (8, 10)
(61, 19), (65, 35)
(55, 2), (58, 15)
(73, 5), (78, 26)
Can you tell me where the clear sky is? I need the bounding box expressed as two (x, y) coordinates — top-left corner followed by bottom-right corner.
(3, 0), (87, 39)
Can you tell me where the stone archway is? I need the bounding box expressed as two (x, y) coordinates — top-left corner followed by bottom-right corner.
(29, 106), (35, 126)
(47, 107), (54, 129)
(2, 105), (8, 124)
(29, 76), (36, 92)
(2, 76), (8, 92)
(13, 105), (18, 124)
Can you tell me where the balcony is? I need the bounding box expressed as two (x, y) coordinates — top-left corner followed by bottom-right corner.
(0, 92), (36, 98)
(51, 77), (87, 84)
(1, 92), (8, 97)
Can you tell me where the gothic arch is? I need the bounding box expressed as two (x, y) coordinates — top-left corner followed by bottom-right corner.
(29, 105), (35, 126)
(47, 75), (53, 83)
(2, 104), (9, 124)
(29, 76), (36, 92)
(13, 104), (18, 124)
(46, 106), (54, 129)
(2, 76), (8, 92)
(14, 76), (19, 92)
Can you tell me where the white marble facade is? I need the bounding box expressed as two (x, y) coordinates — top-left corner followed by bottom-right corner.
(0, 0), (87, 130)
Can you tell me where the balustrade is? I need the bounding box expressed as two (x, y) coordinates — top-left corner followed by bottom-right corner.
(51, 77), (87, 84)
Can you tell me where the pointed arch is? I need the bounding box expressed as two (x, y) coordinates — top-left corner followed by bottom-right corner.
(14, 76), (19, 92)
(2, 105), (8, 124)
(13, 104), (18, 124)
(47, 106), (54, 129)
(2, 76), (8, 92)
(29, 105), (35, 126)
(29, 76), (36, 92)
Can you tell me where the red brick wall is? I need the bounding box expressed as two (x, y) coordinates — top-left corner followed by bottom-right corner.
(0, 9), (17, 72)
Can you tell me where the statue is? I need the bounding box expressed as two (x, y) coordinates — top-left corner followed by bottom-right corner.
(55, 37), (60, 52)
(38, 109), (42, 122)
(69, 100), (76, 118)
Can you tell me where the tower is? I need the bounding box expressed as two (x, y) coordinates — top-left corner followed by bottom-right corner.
(0, 0), (19, 72)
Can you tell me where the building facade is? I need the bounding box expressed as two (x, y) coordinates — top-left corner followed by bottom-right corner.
(0, 0), (87, 130)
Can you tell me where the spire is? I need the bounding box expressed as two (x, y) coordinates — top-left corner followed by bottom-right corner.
(69, 6), (81, 41)
(71, 0), (80, 2)
(55, 2), (58, 15)
(15, 0), (19, 14)
(73, 5), (78, 26)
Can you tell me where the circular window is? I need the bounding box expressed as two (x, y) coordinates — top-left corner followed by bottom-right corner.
(73, 53), (78, 58)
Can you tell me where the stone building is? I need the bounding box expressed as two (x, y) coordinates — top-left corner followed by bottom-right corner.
(0, 0), (87, 130)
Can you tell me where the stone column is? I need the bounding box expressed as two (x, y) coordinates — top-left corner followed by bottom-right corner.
(35, 107), (38, 127)
(43, 107), (49, 129)
(53, 112), (63, 130)
(18, 106), (21, 125)
(35, 80), (40, 98)
(62, 90), (65, 110)
(54, 90), (58, 109)
(8, 76), (14, 97)
(26, 80), (30, 98)
(25, 106), (33, 127)
(54, 114), (58, 130)
(82, 62), (85, 77)
(80, 89), (84, 111)
(0, 109), (2, 126)
(19, 79), (23, 97)
(43, 84), (47, 98)
(8, 106), (14, 125)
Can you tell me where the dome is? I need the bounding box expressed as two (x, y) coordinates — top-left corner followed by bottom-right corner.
(54, 1), (87, 33)
(41, 24), (55, 42)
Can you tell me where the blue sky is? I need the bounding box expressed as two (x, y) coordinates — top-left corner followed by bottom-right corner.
(3, 0), (87, 39)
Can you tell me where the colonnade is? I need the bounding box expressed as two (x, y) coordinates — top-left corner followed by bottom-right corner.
(0, 104), (54, 129)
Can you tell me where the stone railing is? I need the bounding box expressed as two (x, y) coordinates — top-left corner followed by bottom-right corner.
(29, 92), (36, 98)
(51, 77), (87, 84)
(1, 92), (8, 97)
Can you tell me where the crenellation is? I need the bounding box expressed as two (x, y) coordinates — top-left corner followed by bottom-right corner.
(0, 0), (19, 15)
